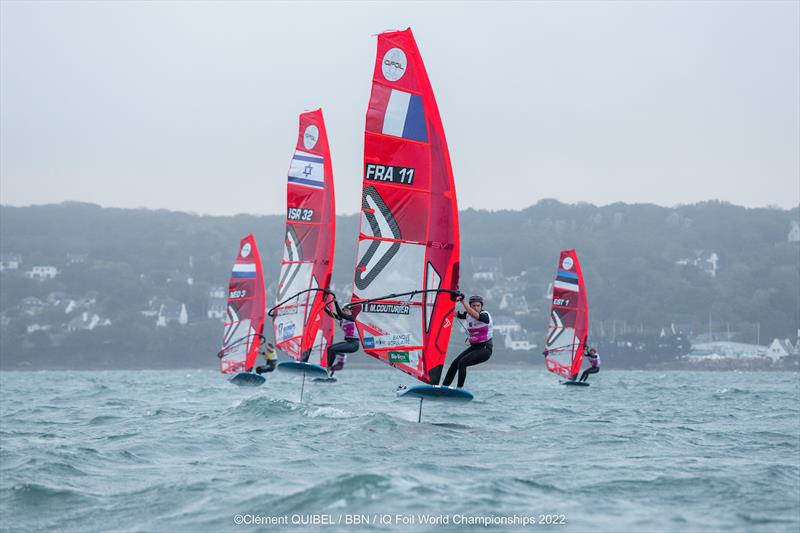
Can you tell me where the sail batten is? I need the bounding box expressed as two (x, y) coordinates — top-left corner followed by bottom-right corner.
(350, 28), (459, 384)
(271, 110), (336, 366)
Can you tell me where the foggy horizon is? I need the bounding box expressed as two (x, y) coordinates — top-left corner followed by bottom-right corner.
(1, 1), (798, 216)
(1, 195), (797, 219)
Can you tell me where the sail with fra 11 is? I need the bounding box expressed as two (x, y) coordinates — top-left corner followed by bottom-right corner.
(346, 28), (469, 414)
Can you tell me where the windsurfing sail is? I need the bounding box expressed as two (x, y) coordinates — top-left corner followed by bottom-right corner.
(348, 28), (460, 385)
(270, 109), (336, 366)
(544, 250), (589, 379)
(218, 234), (266, 374)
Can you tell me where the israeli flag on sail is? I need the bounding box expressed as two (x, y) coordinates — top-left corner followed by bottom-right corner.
(232, 263), (256, 278)
(366, 85), (427, 142)
(288, 150), (325, 189)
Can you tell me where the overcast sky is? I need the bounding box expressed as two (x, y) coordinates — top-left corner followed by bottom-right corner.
(1, 1), (798, 216)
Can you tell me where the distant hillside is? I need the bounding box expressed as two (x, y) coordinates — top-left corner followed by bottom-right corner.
(0, 200), (797, 370)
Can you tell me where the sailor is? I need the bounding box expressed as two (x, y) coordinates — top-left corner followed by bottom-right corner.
(322, 296), (361, 377)
(579, 347), (600, 382)
(255, 343), (278, 374)
(442, 294), (493, 388)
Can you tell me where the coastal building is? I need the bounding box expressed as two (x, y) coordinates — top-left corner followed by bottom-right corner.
(683, 341), (766, 362)
(788, 221), (800, 243)
(24, 266), (59, 280)
(676, 251), (719, 277)
(207, 287), (227, 320)
(499, 293), (529, 316)
(493, 315), (522, 336)
(504, 330), (537, 351)
(766, 338), (794, 362)
(0, 253), (21, 271)
(26, 323), (52, 334)
(471, 257), (502, 282)
(157, 303), (188, 327)
(19, 297), (45, 316)
(66, 253), (87, 265)
(67, 312), (111, 332)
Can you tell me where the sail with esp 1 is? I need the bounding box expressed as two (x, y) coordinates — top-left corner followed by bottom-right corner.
(544, 250), (589, 383)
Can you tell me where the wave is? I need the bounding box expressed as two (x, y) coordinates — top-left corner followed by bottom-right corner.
(268, 473), (393, 514)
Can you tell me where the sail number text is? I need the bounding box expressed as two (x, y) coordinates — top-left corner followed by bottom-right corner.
(287, 208), (314, 222)
(365, 164), (415, 185)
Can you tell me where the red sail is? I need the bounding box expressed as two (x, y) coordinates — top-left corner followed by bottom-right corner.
(350, 28), (460, 384)
(272, 109), (336, 366)
(219, 235), (266, 373)
(544, 250), (589, 379)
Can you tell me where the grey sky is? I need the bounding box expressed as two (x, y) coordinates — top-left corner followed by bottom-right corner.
(1, 1), (798, 216)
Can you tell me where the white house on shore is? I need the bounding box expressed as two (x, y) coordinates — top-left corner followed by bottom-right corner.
(504, 330), (537, 351)
(157, 303), (188, 327)
(0, 253), (21, 271)
(766, 338), (796, 362)
(67, 312), (111, 332)
(471, 257), (502, 281)
(493, 315), (522, 336)
(499, 293), (529, 316)
(207, 287), (227, 320)
(25, 266), (59, 280)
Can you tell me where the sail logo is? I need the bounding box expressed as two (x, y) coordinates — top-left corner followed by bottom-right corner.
(388, 351), (410, 363)
(277, 322), (296, 340)
(303, 125), (319, 150)
(363, 302), (410, 315)
(381, 47), (407, 81)
(274, 306), (298, 317)
(240, 242), (251, 258)
(561, 256), (574, 270)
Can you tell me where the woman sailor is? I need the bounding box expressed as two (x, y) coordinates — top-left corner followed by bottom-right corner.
(322, 296), (361, 377)
(442, 294), (493, 388)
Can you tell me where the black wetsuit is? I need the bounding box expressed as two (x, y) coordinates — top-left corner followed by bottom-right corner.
(324, 301), (360, 375)
(255, 359), (276, 374)
(579, 354), (599, 382)
(442, 310), (493, 388)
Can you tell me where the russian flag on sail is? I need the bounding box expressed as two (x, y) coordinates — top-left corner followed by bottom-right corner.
(288, 150), (325, 189)
(554, 269), (579, 292)
(232, 263), (257, 278)
(366, 85), (427, 142)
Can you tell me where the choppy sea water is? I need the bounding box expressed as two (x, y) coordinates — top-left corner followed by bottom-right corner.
(0, 369), (798, 533)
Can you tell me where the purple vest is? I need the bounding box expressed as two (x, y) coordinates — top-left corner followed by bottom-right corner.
(589, 354), (600, 368)
(467, 311), (493, 344)
(342, 318), (357, 339)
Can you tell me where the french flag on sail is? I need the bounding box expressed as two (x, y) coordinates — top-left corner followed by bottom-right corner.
(366, 85), (427, 142)
(232, 263), (256, 278)
(288, 150), (325, 189)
